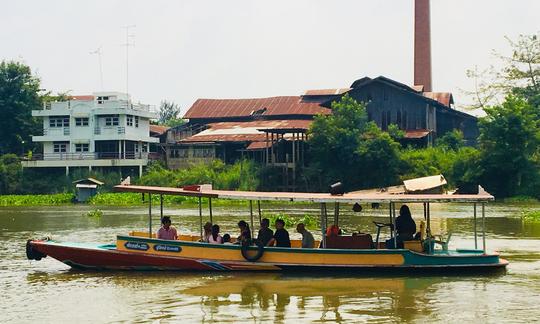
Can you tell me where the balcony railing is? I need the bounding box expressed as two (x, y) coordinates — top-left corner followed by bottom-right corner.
(94, 126), (125, 135)
(24, 152), (151, 161)
(42, 128), (70, 136)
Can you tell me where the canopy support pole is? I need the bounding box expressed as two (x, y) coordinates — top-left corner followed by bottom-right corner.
(249, 200), (254, 239)
(426, 202), (431, 238)
(160, 194), (163, 221)
(209, 198), (213, 224)
(257, 200), (262, 224)
(389, 203), (394, 240)
(473, 203), (478, 249)
(198, 197), (203, 240)
(148, 193), (152, 238)
(320, 203), (327, 248)
(482, 203), (486, 253)
(392, 203), (397, 248)
(334, 202), (339, 226)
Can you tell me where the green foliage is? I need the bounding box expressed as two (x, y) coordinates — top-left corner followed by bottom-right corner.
(478, 95), (540, 197)
(521, 210), (540, 223)
(307, 95), (401, 191)
(0, 193), (74, 206)
(86, 208), (103, 218)
(138, 159), (259, 191)
(436, 130), (464, 151)
(267, 213), (318, 230)
(0, 61), (41, 155)
(0, 154), (23, 194)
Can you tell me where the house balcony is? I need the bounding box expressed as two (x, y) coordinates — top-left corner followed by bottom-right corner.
(32, 128), (71, 142)
(21, 152), (161, 169)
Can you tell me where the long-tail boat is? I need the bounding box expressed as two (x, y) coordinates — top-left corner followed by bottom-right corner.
(26, 184), (508, 272)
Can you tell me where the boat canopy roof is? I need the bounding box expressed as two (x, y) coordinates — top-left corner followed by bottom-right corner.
(114, 185), (494, 204)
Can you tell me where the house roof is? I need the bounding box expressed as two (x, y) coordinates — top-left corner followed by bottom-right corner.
(179, 120), (312, 144)
(72, 177), (104, 185)
(150, 125), (170, 136)
(404, 129), (431, 139)
(70, 95), (95, 101)
(183, 96), (331, 120)
(423, 92), (454, 107)
(303, 88), (351, 96)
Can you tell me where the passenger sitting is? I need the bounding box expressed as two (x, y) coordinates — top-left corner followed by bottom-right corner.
(257, 218), (274, 246)
(237, 220), (251, 243)
(157, 216), (178, 240)
(222, 233), (233, 245)
(386, 205), (417, 249)
(208, 224), (223, 244)
(202, 222), (212, 243)
(268, 219), (291, 247)
(326, 224), (341, 237)
(296, 223), (314, 248)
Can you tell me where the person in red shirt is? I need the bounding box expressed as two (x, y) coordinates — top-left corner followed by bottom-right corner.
(157, 216), (178, 240)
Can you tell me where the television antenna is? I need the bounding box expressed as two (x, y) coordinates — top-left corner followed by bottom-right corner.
(121, 25), (136, 96)
(89, 46), (104, 90)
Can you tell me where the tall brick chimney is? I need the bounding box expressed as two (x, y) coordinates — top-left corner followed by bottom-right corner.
(414, 0), (432, 92)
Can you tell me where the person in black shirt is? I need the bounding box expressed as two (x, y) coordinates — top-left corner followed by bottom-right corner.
(386, 205), (417, 249)
(269, 219), (291, 247)
(257, 218), (274, 246)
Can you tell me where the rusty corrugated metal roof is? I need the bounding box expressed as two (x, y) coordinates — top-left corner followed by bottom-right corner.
(180, 120), (312, 143)
(70, 95), (95, 101)
(246, 141), (272, 150)
(150, 125), (170, 135)
(423, 92), (453, 107)
(303, 88), (351, 96)
(404, 129), (430, 139)
(183, 96), (330, 119)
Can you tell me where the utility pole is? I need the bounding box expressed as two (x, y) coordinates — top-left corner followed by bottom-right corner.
(89, 47), (104, 90)
(121, 25), (136, 96)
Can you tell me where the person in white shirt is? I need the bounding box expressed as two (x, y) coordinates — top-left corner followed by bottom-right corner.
(208, 224), (223, 244)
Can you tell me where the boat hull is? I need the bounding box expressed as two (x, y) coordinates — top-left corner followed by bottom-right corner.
(28, 237), (508, 273)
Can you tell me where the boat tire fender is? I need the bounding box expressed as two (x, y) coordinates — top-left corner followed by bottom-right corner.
(26, 240), (47, 261)
(241, 239), (264, 262)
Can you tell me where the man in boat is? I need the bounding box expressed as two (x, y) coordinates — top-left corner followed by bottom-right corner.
(269, 219), (291, 247)
(257, 218), (274, 246)
(386, 205), (416, 248)
(157, 216), (178, 240)
(296, 223), (314, 248)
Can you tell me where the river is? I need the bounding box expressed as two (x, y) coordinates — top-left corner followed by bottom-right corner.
(1, 202), (540, 323)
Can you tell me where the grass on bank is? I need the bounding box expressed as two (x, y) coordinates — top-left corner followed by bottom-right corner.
(0, 193), (75, 206)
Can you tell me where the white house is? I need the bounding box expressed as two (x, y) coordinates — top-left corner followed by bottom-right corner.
(22, 92), (159, 176)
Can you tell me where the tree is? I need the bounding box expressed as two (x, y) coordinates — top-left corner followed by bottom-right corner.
(0, 154), (23, 194)
(466, 33), (540, 109)
(306, 95), (401, 190)
(0, 61), (42, 155)
(436, 129), (464, 151)
(478, 95), (540, 197)
(158, 100), (185, 127)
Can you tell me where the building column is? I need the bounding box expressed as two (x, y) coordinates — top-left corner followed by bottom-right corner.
(139, 164), (143, 177)
(88, 165), (92, 172)
(65, 166), (69, 176)
(118, 141), (122, 159)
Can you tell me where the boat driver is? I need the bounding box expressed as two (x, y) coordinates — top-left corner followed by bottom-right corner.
(386, 205), (416, 248)
(157, 216), (178, 240)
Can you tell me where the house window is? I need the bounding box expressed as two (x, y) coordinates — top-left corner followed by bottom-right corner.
(49, 117), (70, 128)
(75, 143), (89, 152)
(105, 116), (119, 126)
(135, 116), (139, 128)
(97, 96), (109, 104)
(53, 142), (68, 153)
(193, 148), (213, 158)
(127, 115), (133, 127)
(75, 117), (89, 126)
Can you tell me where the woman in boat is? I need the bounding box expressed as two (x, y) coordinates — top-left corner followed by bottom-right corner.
(208, 224), (223, 244)
(237, 220), (251, 243)
(202, 222), (213, 243)
(157, 216), (178, 241)
(386, 205), (416, 248)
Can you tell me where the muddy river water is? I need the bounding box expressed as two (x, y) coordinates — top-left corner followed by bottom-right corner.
(1, 202), (539, 323)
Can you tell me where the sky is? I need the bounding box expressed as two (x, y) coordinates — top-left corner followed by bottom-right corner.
(1, 0), (539, 114)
